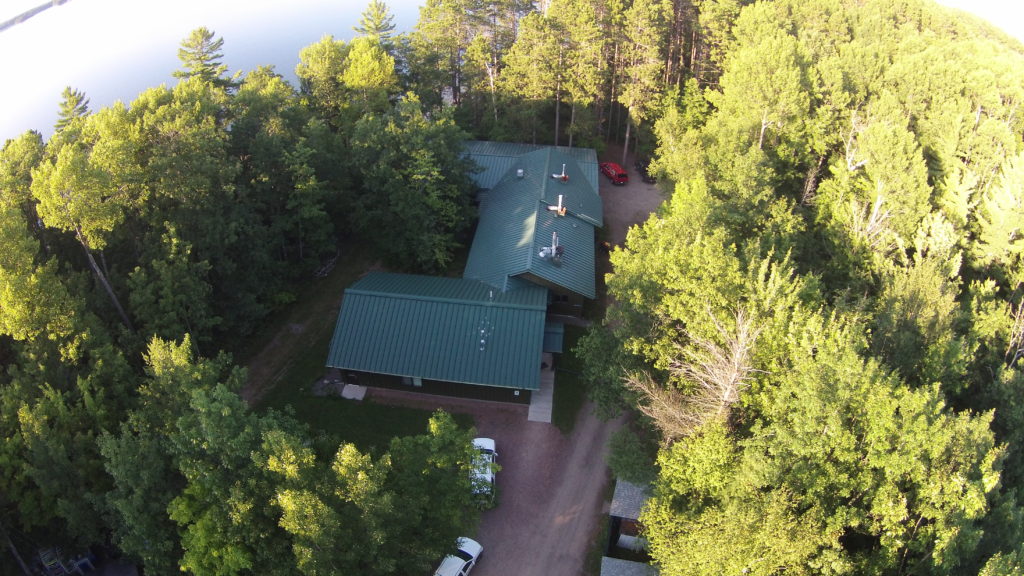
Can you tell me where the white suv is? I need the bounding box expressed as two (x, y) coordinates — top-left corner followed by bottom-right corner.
(433, 537), (483, 576)
(471, 438), (497, 502)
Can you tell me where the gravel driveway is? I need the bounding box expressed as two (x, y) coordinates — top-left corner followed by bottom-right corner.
(366, 388), (623, 576)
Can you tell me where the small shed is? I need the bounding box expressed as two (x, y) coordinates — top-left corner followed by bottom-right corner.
(608, 479), (651, 554)
(600, 556), (657, 576)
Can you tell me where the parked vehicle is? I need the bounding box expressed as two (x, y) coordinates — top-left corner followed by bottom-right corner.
(634, 159), (656, 184)
(472, 438), (497, 504)
(433, 537), (483, 576)
(599, 161), (628, 185)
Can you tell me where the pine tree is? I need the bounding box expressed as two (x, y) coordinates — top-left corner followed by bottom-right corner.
(54, 86), (90, 132)
(354, 0), (396, 43)
(173, 27), (234, 89)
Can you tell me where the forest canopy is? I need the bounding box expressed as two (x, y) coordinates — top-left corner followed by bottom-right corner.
(1, 0), (1023, 574)
(575, 0), (1024, 575)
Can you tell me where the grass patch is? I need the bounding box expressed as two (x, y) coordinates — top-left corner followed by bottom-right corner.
(273, 393), (473, 454)
(252, 303), (473, 453)
(231, 249), (374, 364)
(553, 325), (590, 433)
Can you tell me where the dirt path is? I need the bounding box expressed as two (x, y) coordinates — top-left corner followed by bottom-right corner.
(239, 257), (377, 406)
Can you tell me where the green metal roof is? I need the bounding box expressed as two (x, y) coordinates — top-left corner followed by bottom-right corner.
(327, 273), (547, 390)
(463, 147), (600, 299)
(465, 140), (600, 191)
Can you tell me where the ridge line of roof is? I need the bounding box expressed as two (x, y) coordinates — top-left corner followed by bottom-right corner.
(344, 287), (547, 311)
(527, 153), (552, 274)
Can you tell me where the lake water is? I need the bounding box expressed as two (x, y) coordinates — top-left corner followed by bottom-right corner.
(0, 0), (423, 142)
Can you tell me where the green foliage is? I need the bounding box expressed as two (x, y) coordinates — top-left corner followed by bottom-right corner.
(349, 95), (475, 272)
(296, 35), (352, 125)
(642, 303), (1003, 575)
(128, 227), (220, 349)
(3, 1), (1024, 573)
(588, 3), (1024, 572)
(498, 12), (564, 142)
(618, 0), (671, 159)
(167, 384), (298, 576)
(12, 343), (134, 546)
(606, 425), (658, 487)
(342, 37), (399, 116)
(980, 544), (1024, 576)
(709, 2), (812, 152)
(263, 410), (480, 575)
(100, 336), (238, 571)
(974, 152), (1024, 286)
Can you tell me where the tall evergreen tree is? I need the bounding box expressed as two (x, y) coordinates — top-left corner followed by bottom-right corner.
(354, 0), (397, 46)
(173, 27), (234, 89)
(619, 0), (670, 164)
(54, 86), (90, 132)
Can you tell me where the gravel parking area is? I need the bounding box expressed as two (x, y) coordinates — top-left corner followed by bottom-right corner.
(366, 387), (622, 576)
(600, 146), (666, 246)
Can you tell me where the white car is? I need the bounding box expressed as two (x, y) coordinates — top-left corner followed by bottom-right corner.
(433, 537), (483, 576)
(471, 438), (497, 499)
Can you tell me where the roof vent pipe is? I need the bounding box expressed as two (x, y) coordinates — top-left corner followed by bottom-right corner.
(547, 194), (566, 216)
(516, 168), (524, 178)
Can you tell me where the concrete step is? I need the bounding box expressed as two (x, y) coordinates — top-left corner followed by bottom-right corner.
(528, 369), (555, 423)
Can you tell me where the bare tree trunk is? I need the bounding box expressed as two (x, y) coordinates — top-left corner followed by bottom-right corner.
(665, 0), (684, 86)
(488, 65), (498, 126)
(690, 27), (699, 80)
(99, 249), (111, 280)
(531, 102), (538, 144)
(801, 153), (827, 206)
(554, 49), (563, 146)
(568, 100), (576, 148)
(554, 84), (561, 146)
(606, 43), (619, 142)
(1008, 303), (1024, 367)
(1, 519), (31, 576)
(621, 117), (632, 166)
(78, 234), (134, 332)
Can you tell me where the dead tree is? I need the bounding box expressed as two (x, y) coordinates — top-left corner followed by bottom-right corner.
(626, 308), (761, 443)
